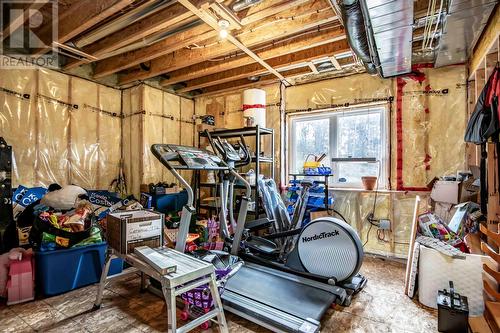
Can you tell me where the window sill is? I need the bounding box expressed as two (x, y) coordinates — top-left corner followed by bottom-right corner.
(328, 187), (428, 194)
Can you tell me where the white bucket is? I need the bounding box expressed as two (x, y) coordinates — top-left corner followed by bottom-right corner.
(243, 88), (266, 128)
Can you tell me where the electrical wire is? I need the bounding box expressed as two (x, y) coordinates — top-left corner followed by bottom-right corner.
(362, 224), (373, 247)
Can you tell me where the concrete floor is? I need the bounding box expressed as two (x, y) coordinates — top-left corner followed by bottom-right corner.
(0, 256), (438, 332)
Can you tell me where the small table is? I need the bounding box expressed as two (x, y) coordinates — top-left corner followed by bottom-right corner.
(94, 247), (228, 333)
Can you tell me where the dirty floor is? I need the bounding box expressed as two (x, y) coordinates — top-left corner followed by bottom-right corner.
(0, 256), (437, 332)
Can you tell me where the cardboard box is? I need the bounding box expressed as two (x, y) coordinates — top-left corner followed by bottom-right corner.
(107, 210), (164, 255)
(431, 181), (461, 204)
(431, 180), (478, 205)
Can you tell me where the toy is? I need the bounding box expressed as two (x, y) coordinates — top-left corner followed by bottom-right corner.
(0, 248), (32, 298)
(180, 251), (242, 329)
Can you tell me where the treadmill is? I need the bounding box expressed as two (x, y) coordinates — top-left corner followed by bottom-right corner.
(151, 144), (348, 333)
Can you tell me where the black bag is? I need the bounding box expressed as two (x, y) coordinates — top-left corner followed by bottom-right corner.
(29, 213), (96, 249)
(465, 67), (500, 144)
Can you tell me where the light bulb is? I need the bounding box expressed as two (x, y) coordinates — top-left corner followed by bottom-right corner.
(219, 29), (228, 39)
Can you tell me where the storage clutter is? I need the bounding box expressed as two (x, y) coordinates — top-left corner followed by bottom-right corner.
(0, 1), (498, 331)
(0, 182), (147, 300)
(404, 170), (491, 321)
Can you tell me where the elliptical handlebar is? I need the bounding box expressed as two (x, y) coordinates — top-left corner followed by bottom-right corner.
(235, 135), (251, 168)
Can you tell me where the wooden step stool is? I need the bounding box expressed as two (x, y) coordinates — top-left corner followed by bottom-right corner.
(94, 247), (228, 333)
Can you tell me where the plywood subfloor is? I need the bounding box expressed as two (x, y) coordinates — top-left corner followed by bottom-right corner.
(0, 256), (438, 332)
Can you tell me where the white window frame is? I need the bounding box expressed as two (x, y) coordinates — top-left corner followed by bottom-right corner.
(288, 104), (390, 189)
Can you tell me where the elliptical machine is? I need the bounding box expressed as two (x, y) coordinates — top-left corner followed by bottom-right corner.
(205, 131), (367, 293)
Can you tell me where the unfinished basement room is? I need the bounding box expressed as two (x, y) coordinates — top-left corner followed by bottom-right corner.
(0, 0), (499, 332)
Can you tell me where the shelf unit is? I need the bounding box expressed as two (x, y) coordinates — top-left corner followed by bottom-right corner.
(196, 126), (275, 217)
(288, 173), (332, 210)
(467, 30), (499, 331)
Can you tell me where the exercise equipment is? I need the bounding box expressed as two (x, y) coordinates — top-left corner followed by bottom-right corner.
(151, 143), (351, 332)
(204, 132), (366, 289)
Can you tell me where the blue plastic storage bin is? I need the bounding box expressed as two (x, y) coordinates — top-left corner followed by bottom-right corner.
(35, 242), (123, 296)
(152, 190), (188, 213)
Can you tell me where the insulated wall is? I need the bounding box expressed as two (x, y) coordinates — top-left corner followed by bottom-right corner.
(122, 84), (196, 196)
(0, 63), (121, 189)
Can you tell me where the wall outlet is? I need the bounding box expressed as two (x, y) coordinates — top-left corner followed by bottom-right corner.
(379, 219), (391, 230)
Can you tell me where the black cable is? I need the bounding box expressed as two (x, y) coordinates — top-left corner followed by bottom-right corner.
(362, 224), (373, 247)
(332, 209), (348, 223)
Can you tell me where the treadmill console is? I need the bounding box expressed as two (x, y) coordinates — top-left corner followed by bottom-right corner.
(179, 151), (220, 168)
(151, 144), (224, 170)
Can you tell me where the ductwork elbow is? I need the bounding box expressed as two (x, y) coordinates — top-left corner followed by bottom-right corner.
(341, 0), (378, 75)
(231, 0), (262, 12)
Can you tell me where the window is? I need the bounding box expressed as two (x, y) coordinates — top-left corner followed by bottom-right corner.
(289, 106), (389, 188)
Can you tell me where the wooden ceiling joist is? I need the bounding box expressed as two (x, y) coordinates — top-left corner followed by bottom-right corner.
(92, 24), (216, 78)
(36, 0), (134, 56)
(115, 0), (336, 84)
(308, 62), (319, 73)
(177, 0), (285, 82)
(195, 67), (311, 97)
(160, 24), (345, 87)
(64, 2), (201, 70)
(175, 38), (350, 93)
(330, 55), (342, 70)
(239, 0), (311, 25)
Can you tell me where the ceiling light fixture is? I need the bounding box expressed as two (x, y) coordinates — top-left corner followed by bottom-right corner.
(218, 19), (230, 39)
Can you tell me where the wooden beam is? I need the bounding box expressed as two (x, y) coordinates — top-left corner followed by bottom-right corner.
(117, 1), (336, 84)
(239, 0), (311, 25)
(330, 55), (342, 70)
(64, 4), (198, 69)
(92, 24), (216, 78)
(308, 62), (319, 73)
(195, 67), (311, 97)
(58, 0), (135, 42)
(35, 0), (134, 56)
(161, 25), (345, 86)
(175, 38), (350, 92)
(1, 1), (45, 42)
(177, 0), (286, 82)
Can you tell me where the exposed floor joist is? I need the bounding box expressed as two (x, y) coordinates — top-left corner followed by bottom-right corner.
(330, 55), (342, 70)
(160, 24), (345, 87)
(175, 38), (350, 93)
(36, 0), (134, 56)
(64, 2), (202, 69)
(195, 67), (311, 97)
(91, 23), (216, 78)
(114, 0), (337, 84)
(177, 0), (286, 82)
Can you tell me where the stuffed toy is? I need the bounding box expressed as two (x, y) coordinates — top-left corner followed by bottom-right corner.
(0, 247), (32, 297)
(41, 185), (87, 210)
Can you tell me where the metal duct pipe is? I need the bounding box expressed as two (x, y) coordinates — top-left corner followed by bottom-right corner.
(97, 19), (203, 60)
(231, 0), (262, 12)
(75, 0), (176, 48)
(340, 0), (377, 74)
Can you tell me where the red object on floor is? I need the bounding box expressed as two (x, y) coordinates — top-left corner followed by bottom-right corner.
(6, 253), (35, 305)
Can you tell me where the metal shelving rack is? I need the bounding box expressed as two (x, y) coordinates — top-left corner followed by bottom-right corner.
(288, 173), (332, 211)
(196, 126), (275, 217)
